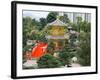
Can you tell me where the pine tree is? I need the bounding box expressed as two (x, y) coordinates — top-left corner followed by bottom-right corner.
(59, 43), (75, 66)
(37, 54), (63, 68)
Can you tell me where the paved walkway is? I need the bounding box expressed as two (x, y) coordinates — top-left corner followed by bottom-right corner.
(23, 60), (38, 69)
(71, 63), (81, 67)
(23, 60), (81, 69)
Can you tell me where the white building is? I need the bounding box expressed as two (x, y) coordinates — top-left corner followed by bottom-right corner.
(59, 12), (91, 23)
(66, 12), (91, 23)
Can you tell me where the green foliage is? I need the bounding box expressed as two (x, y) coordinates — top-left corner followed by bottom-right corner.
(77, 16), (82, 23)
(23, 13), (71, 48)
(23, 13), (91, 67)
(37, 54), (62, 68)
(80, 21), (91, 32)
(46, 12), (58, 23)
(71, 16), (91, 66)
(23, 17), (48, 48)
(59, 44), (74, 66)
(71, 23), (77, 31)
(32, 18), (47, 31)
(70, 34), (77, 47)
(23, 45), (32, 53)
(47, 42), (55, 55)
(77, 32), (91, 66)
(38, 34), (48, 43)
(32, 19), (40, 26)
(23, 17), (33, 27)
(71, 17), (91, 66)
(39, 18), (47, 30)
(23, 17), (36, 47)
(60, 14), (70, 24)
(71, 16), (91, 32)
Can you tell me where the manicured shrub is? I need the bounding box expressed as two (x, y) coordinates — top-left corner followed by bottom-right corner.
(37, 54), (62, 68)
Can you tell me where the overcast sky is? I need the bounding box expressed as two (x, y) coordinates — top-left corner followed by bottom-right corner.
(23, 11), (49, 21)
(23, 10), (91, 22)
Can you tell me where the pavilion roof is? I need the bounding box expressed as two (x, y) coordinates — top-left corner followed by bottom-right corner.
(47, 19), (68, 26)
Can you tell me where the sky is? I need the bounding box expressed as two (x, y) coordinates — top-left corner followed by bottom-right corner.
(23, 10), (49, 21)
(23, 10), (91, 22)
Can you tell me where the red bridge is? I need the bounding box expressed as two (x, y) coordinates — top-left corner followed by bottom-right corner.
(31, 42), (48, 58)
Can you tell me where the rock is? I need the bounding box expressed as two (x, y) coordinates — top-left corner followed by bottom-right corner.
(23, 59), (38, 69)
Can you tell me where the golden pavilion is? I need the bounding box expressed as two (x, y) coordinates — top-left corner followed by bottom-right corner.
(46, 16), (69, 50)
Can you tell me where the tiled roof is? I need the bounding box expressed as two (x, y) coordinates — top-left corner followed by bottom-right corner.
(47, 19), (68, 26)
